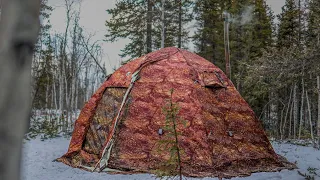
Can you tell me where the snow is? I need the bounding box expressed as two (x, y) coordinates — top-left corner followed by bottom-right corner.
(22, 137), (320, 180)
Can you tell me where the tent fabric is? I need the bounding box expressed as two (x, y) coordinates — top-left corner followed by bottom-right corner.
(57, 47), (295, 178)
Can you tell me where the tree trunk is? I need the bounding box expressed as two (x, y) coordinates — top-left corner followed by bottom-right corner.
(299, 70), (305, 139)
(289, 99), (293, 138)
(269, 91), (278, 138)
(53, 72), (57, 110)
(85, 66), (89, 101)
(0, 0), (40, 179)
(59, 54), (64, 111)
(146, 0), (152, 52)
(282, 86), (293, 139)
(161, 0), (165, 48)
(224, 12), (231, 79)
(75, 78), (78, 110)
(293, 83), (298, 139)
(317, 76), (320, 146)
(305, 90), (314, 140)
(45, 75), (49, 109)
(177, 0), (182, 48)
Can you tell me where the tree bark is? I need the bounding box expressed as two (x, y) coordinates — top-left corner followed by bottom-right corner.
(317, 76), (320, 146)
(282, 86), (293, 139)
(0, 0), (40, 179)
(146, 0), (152, 52)
(161, 0), (165, 48)
(299, 66), (305, 139)
(289, 99), (293, 138)
(177, 0), (182, 48)
(305, 90), (314, 140)
(293, 83), (298, 139)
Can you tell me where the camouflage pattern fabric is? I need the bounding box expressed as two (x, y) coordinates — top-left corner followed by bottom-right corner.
(57, 47), (296, 178)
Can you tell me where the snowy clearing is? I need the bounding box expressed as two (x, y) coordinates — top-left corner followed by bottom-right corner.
(22, 137), (320, 180)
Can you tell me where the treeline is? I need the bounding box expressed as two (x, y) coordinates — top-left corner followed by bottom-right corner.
(106, 0), (320, 140)
(31, 0), (106, 133)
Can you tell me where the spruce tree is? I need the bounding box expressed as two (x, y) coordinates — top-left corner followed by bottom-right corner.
(32, 0), (54, 108)
(193, 0), (273, 84)
(277, 0), (300, 48)
(105, 1), (150, 59)
(307, 0), (320, 47)
(240, 0), (275, 112)
(193, 0), (226, 67)
(105, 0), (193, 59)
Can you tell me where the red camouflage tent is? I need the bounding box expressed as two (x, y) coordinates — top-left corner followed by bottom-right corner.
(57, 47), (295, 178)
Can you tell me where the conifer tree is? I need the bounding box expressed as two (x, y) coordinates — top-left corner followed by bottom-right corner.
(307, 0), (320, 47)
(105, 0), (193, 59)
(277, 0), (300, 48)
(193, 0), (273, 85)
(32, 0), (54, 108)
(193, 0), (228, 67)
(105, 1), (150, 59)
(240, 0), (275, 113)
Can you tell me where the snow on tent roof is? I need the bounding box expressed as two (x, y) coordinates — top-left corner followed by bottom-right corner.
(57, 47), (296, 178)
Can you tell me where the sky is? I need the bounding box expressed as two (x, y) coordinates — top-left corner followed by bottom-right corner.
(49, 0), (286, 74)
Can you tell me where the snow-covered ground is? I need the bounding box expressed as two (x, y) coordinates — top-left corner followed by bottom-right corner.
(22, 137), (320, 180)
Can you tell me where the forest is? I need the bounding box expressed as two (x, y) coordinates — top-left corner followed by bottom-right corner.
(1, 0), (320, 180)
(29, 0), (320, 142)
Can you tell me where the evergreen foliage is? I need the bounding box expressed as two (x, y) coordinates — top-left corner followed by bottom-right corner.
(193, 0), (274, 115)
(28, 0), (320, 142)
(105, 0), (193, 59)
(277, 0), (300, 48)
(154, 89), (186, 180)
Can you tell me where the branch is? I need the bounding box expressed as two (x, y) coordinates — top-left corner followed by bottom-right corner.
(80, 34), (106, 76)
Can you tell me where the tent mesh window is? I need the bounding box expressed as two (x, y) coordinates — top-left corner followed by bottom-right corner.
(78, 88), (127, 167)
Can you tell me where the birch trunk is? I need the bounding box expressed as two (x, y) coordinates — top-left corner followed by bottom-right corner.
(282, 86), (293, 139)
(146, 0), (152, 52)
(305, 90), (314, 140)
(161, 0), (165, 48)
(299, 78), (305, 139)
(75, 78), (78, 110)
(317, 76), (320, 146)
(289, 99), (293, 138)
(293, 83), (298, 139)
(177, 0), (182, 48)
(85, 66), (89, 101)
(45, 75), (49, 109)
(59, 59), (64, 111)
(53, 73), (57, 110)
(269, 91), (278, 137)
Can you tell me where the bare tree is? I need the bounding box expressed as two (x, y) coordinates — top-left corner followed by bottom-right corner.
(317, 76), (320, 146)
(0, 0), (40, 180)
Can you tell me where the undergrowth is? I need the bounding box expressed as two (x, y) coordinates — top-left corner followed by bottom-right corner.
(153, 89), (187, 180)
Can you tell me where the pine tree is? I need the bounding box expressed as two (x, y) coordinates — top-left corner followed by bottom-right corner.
(105, 1), (150, 59)
(193, 0), (275, 124)
(307, 0), (320, 144)
(277, 0), (300, 48)
(105, 0), (193, 59)
(153, 0), (193, 49)
(250, 0), (274, 58)
(155, 89), (185, 180)
(240, 0), (275, 113)
(32, 0), (54, 108)
(193, 0), (273, 87)
(193, 0), (227, 67)
(307, 0), (320, 47)
(34, 0), (53, 55)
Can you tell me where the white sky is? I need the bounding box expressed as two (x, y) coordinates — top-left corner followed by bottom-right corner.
(49, 0), (285, 74)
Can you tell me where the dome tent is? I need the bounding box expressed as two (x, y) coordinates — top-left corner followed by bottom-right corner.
(57, 47), (295, 178)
